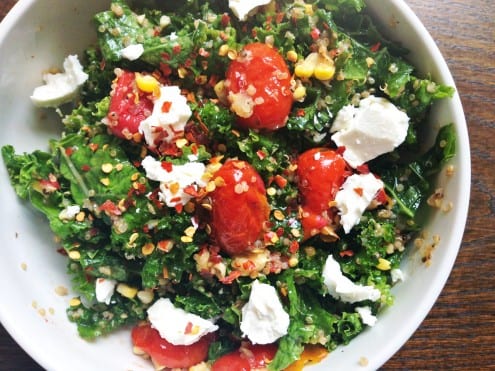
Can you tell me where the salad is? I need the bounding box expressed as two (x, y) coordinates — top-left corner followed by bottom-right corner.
(2, 0), (456, 370)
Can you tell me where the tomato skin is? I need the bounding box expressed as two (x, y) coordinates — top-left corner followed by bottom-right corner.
(131, 323), (211, 369)
(106, 70), (154, 139)
(225, 43), (293, 131)
(212, 343), (278, 371)
(211, 352), (251, 371)
(297, 148), (349, 239)
(210, 160), (270, 256)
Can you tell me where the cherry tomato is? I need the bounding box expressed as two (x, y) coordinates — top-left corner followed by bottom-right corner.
(296, 148), (349, 239)
(210, 160), (270, 256)
(225, 43), (293, 131)
(131, 323), (211, 369)
(212, 343), (278, 371)
(106, 70), (154, 139)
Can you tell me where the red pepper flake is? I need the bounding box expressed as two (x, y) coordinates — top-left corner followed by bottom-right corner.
(256, 150), (267, 160)
(161, 52), (171, 61)
(160, 62), (172, 77)
(276, 227), (285, 237)
(56, 248), (67, 256)
(198, 48), (210, 58)
(184, 58), (193, 68)
(99, 59), (106, 71)
(336, 146), (346, 155)
(183, 185), (200, 197)
(173, 44), (181, 54)
(161, 161), (173, 172)
(339, 249), (354, 257)
(221, 13), (230, 27)
(375, 188), (388, 204)
(310, 27), (321, 40)
(354, 187), (364, 197)
(39, 179), (61, 193)
(289, 240), (300, 254)
(65, 147), (74, 156)
(274, 175), (288, 189)
(296, 108), (306, 117)
(242, 260), (256, 271)
(161, 101), (173, 113)
(174, 203), (184, 213)
(276, 12), (285, 24)
(370, 42), (381, 52)
(191, 143), (198, 155)
(220, 270), (241, 284)
(99, 200), (122, 216)
(184, 321), (193, 335)
(81, 164), (91, 172)
(89, 143), (99, 152)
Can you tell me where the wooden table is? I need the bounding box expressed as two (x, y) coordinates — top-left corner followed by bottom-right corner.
(1, 0), (494, 369)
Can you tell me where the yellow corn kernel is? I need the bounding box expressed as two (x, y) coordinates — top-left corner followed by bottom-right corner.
(135, 73), (159, 93)
(305, 4), (314, 15)
(286, 50), (298, 63)
(293, 85), (307, 101)
(314, 61), (336, 81)
(141, 242), (155, 256)
(376, 258), (391, 271)
(294, 64), (315, 79)
(218, 44), (229, 57)
(117, 283), (138, 299)
(69, 297), (81, 307)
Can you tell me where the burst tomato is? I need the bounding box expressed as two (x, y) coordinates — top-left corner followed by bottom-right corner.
(131, 323), (211, 369)
(106, 70), (154, 139)
(225, 42), (293, 131)
(212, 343), (278, 371)
(209, 160), (270, 256)
(296, 148), (349, 239)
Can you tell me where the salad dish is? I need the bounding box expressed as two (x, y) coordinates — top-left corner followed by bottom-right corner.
(0, 0), (467, 370)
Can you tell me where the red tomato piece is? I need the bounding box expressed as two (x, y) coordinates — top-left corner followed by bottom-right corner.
(131, 323), (211, 369)
(225, 42), (293, 131)
(106, 70), (154, 139)
(210, 160), (270, 256)
(212, 343), (278, 371)
(296, 148), (349, 239)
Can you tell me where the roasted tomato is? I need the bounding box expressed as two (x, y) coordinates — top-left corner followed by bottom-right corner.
(296, 148), (349, 240)
(212, 343), (278, 371)
(106, 70), (154, 139)
(131, 323), (211, 369)
(225, 42), (293, 131)
(209, 160), (270, 256)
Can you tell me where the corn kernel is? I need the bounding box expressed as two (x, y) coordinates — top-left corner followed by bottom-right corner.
(141, 242), (155, 256)
(286, 50), (298, 63)
(100, 177), (110, 186)
(135, 73), (159, 93)
(69, 298), (81, 307)
(68, 250), (81, 260)
(218, 44), (229, 57)
(376, 258), (391, 271)
(293, 85), (307, 101)
(137, 289), (154, 304)
(117, 283), (138, 299)
(314, 63), (336, 81)
(294, 64), (314, 79)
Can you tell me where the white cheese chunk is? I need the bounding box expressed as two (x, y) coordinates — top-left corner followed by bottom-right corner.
(120, 44), (144, 61)
(95, 278), (117, 305)
(240, 280), (290, 344)
(355, 306), (378, 327)
(141, 155), (206, 208)
(322, 255), (381, 303)
(335, 173), (384, 233)
(330, 96), (409, 168)
(30, 55), (88, 108)
(58, 205), (81, 221)
(229, 0), (271, 21)
(139, 85), (192, 148)
(391, 268), (406, 284)
(147, 298), (218, 346)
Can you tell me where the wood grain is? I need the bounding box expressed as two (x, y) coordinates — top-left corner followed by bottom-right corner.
(1, 0), (494, 370)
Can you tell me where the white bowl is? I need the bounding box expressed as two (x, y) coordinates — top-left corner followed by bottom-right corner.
(0, 1), (470, 370)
